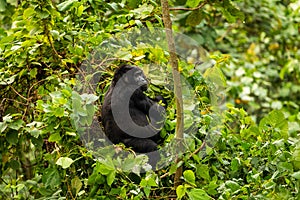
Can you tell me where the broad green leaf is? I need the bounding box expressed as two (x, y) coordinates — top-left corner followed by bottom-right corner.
(140, 176), (158, 187)
(71, 176), (82, 196)
(225, 180), (240, 192)
(187, 188), (212, 200)
(259, 110), (288, 139)
(56, 157), (74, 169)
(72, 98), (82, 112)
(16, 183), (25, 192)
(42, 168), (61, 188)
(106, 171), (115, 186)
(186, 10), (204, 26)
(38, 8), (50, 19)
(169, 163), (178, 175)
(147, 177), (157, 187)
(196, 164), (210, 180)
(6, 130), (18, 145)
(97, 159), (115, 175)
(23, 7), (35, 19)
(186, 0), (202, 8)
(122, 156), (137, 171)
(183, 170), (196, 186)
(48, 132), (61, 142)
(54, 107), (65, 117)
(146, 21), (154, 33)
(140, 179), (147, 187)
(176, 185), (186, 200)
(51, 92), (68, 105)
(143, 186), (151, 197)
(9, 119), (24, 130)
(98, 164), (114, 175)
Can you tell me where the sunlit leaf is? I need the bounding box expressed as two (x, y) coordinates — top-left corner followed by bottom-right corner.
(176, 185), (186, 200)
(183, 170), (196, 186)
(56, 157), (74, 169)
(77, 5), (84, 17)
(186, 0), (202, 8)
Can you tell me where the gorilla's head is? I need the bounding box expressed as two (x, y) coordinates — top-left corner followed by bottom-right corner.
(112, 65), (148, 91)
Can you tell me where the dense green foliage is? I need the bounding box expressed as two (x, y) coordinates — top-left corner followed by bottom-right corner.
(0, 0), (299, 199)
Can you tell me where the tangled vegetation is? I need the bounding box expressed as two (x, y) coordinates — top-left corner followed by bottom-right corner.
(0, 0), (299, 199)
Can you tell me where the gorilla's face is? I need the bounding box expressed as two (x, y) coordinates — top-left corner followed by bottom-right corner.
(133, 69), (148, 91)
(115, 65), (148, 91)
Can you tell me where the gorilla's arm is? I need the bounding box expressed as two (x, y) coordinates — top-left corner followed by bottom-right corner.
(133, 94), (156, 113)
(131, 91), (166, 113)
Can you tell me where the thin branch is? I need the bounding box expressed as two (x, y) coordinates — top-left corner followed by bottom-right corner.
(44, 24), (61, 59)
(1, 98), (28, 106)
(27, 78), (47, 99)
(8, 85), (28, 101)
(160, 172), (169, 179)
(170, 1), (207, 11)
(187, 141), (206, 160)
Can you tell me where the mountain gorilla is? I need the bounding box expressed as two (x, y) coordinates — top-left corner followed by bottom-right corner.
(101, 65), (166, 154)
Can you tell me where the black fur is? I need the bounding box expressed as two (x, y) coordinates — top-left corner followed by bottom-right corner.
(101, 65), (166, 153)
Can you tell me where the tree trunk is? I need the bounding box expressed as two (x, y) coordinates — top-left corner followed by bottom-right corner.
(161, 0), (184, 189)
